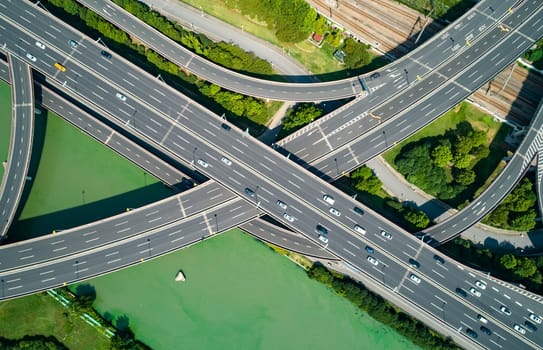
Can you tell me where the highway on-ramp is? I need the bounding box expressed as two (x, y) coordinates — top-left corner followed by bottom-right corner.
(0, 53), (34, 238)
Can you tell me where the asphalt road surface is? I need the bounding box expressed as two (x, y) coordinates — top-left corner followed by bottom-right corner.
(0, 54), (33, 238)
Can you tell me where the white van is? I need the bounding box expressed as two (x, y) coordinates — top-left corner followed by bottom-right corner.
(322, 194), (335, 205)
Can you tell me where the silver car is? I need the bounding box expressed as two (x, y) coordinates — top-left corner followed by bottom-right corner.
(367, 256), (378, 266)
(276, 200), (287, 210)
(196, 159), (209, 168)
(329, 207), (341, 216)
(380, 230), (392, 240)
(469, 287), (481, 297)
(514, 324), (526, 335)
(283, 213), (294, 222)
(220, 157), (232, 166)
(409, 274), (421, 284)
(318, 235), (328, 244)
(529, 313), (542, 324)
(116, 92), (127, 101)
(474, 280), (486, 290)
(26, 53), (37, 62)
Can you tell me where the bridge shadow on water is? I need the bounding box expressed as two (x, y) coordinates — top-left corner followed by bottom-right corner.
(7, 182), (174, 243)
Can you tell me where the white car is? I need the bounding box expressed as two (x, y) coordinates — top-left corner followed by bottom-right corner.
(318, 235), (328, 244)
(353, 224), (366, 235)
(276, 200), (287, 210)
(529, 313), (542, 324)
(367, 256), (379, 266)
(283, 213), (294, 222)
(322, 194), (335, 205)
(409, 274), (421, 284)
(329, 207), (341, 216)
(220, 157), (232, 166)
(500, 305), (511, 315)
(514, 324), (526, 335)
(26, 53), (37, 62)
(196, 159), (209, 168)
(116, 92), (127, 101)
(469, 287), (481, 297)
(474, 280), (486, 290)
(380, 230), (392, 240)
(35, 41), (46, 49)
(477, 314), (488, 324)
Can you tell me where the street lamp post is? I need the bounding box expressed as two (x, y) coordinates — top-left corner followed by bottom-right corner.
(403, 68), (409, 84)
(75, 260), (79, 279)
(147, 238), (151, 257)
(192, 147), (198, 165)
(382, 131), (388, 147)
(334, 158), (339, 175)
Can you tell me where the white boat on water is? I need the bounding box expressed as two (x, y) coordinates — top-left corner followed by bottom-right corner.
(175, 270), (186, 282)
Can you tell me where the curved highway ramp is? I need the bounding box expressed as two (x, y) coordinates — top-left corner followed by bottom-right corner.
(0, 54), (34, 238)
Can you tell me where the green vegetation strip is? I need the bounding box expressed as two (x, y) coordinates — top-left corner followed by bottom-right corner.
(307, 264), (460, 350)
(441, 237), (543, 295)
(44, 0), (276, 135)
(181, 0), (384, 79)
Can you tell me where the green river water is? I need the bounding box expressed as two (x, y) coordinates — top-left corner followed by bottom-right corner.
(85, 229), (420, 350)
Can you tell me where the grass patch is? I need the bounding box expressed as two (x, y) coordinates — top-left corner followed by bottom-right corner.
(0, 82), (12, 181)
(383, 102), (512, 208)
(180, 0), (383, 78)
(10, 109), (173, 241)
(0, 292), (110, 350)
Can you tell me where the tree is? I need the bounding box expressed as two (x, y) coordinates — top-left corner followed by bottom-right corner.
(452, 152), (471, 169)
(341, 38), (371, 69)
(351, 166), (382, 194)
(454, 168), (476, 186)
(500, 254), (517, 270)
(431, 144), (452, 167)
(404, 209), (430, 229)
(514, 258), (538, 278)
(326, 30), (342, 47)
(509, 210), (537, 231)
(281, 103), (323, 136)
(454, 135), (473, 155)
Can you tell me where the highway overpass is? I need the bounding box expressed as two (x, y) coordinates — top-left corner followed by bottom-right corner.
(1, 1), (543, 348)
(0, 53), (34, 238)
(77, 0), (520, 101)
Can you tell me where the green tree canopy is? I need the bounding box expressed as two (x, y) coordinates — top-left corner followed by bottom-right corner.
(454, 168), (476, 186)
(351, 166), (382, 194)
(342, 38), (372, 69)
(431, 144), (452, 167)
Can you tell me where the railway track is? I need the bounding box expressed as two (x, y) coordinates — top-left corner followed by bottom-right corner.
(307, 0), (541, 123)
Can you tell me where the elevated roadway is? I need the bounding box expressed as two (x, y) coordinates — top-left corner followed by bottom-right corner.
(2, 10), (542, 350)
(538, 149), (543, 217)
(0, 54), (34, 238)
(1, 1), (543, 348)
(78, 0), (519, 101)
